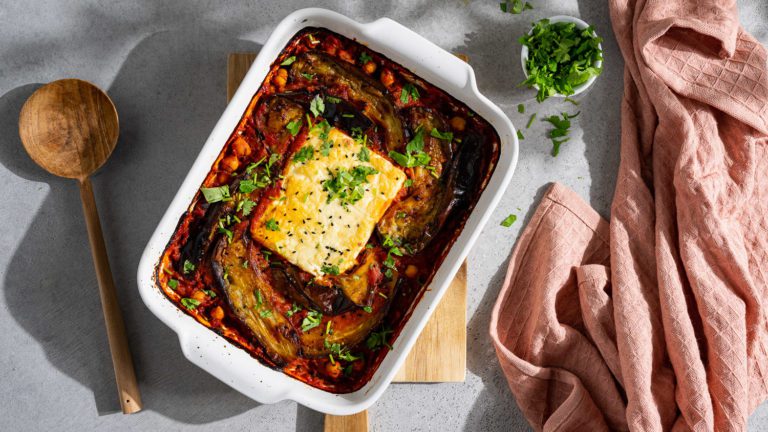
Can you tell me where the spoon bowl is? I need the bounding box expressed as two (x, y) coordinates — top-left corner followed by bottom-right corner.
(19, 79), (119, 179)
(18, 79), (142, 414)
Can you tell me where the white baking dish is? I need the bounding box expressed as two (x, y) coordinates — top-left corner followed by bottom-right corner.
(137, 7), (518, 415)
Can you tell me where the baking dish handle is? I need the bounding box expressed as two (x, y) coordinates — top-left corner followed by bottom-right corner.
(362, 17), (475, 91)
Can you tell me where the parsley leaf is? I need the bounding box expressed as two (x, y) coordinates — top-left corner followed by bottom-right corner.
(543, 112), (579, 156)
(321, 264), (340, 275)
(280, 56), (296, 66)
(517, 130), (524, 140)
(259, 309), (273, 318)
(239, 198), (256, 216)
(517, 103), (525, 114)
(301, 310), (323, 332)
(201, 186), (231, 203)
(501, 214), (517, 227)
(285, 303), (302, 317)
(388, 128), (431, 168)
(359, 51), (373, 64)
(358, 145), (370, 162)
(430, 128), (453, 141)
(526, 113), (537, 128)
(500, 0), (533, 14)
(400, 83), (420, 104)
(310, 95), (325, 117)
(168, 279), (179, 290)
(286, 119), (302, 137)
(183, 260), (196, 274)
(181, 298), (200, 310)
(265, 218), (280, 231)
(293, 145), (315, 163)
(366, 327), (394, 350)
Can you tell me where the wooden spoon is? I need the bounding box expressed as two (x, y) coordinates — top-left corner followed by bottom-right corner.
(18, 79), (142, 414)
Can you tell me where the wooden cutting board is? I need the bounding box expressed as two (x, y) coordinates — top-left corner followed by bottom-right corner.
(227, 53), (467, 432)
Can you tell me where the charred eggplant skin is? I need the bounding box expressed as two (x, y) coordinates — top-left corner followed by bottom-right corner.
(290, 52), (404, 152)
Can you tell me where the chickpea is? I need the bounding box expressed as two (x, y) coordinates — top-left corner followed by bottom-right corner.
(216, 171), (231, 185)
(211, 306), (224, 321)
(450, 116), (466, 132)
(192, 290), (207, 302)
(326, 360), (343, 378)
(363, 61), (377, 75)
(232, 137), (251, 158)
(220, 155), (240, 172)
(338, 49), (354, 64)
(405, 265), (419, 278)
(272, 68), (288, 87)
(380, 68), (395, 87)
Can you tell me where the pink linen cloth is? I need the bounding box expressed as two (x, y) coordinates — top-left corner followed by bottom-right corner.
(489, 0), (768, 430)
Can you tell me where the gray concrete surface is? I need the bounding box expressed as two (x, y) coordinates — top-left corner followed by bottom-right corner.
(1, 1), (767, 431)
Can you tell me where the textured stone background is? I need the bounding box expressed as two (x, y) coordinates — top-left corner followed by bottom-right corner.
(1, 1), (767, 430)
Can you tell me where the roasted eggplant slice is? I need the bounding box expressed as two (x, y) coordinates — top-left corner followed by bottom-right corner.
(377, 108), (455, 253)
(298, 271), (398, 357)
(290, 52), (404, 152)
(331, 249), (382, 307)
(213, 236), (300, 364)
(253, 96), (305, 155)
(269, 261), (351, 315)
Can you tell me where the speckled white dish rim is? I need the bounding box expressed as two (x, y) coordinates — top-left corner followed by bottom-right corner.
(520, 15), (603, 97)
(137, 7), (518, 416)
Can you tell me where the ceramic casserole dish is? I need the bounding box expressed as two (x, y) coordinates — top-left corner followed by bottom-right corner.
(137, 7), (518, 415)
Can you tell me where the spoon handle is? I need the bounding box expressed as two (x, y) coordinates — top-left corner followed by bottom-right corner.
(79, 177), (143, 414)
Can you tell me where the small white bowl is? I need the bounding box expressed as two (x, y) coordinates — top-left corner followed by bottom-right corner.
(520, 15), (603, 98)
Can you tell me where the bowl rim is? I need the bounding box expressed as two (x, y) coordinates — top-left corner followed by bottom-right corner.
(136, 7), (519, 416)
(519, 15), (604, 98)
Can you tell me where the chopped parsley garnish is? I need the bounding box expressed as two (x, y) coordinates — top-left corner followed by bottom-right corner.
(501, 214), (518, 227)
(239, 177), (268, 193)
(310, 95), (325, 117)
(404, 178), (414, 187)
(517, 103), (525, 114)
(183, 260), (196, 274)
(357, 146), (370, 162)
(320, 139), (333, 157)
(286, 119), (302, 137)
(389, 127), (431, 168)
(181, 298), (200, 311)
(238, 198), (256, 216)
(526, 113), (537, 129)
(245, 156), (266, 175)
(543, 111), (579, 156)
(564, 97), (580, 106)
(363, 306), (373, 313)
(400, 83), (420, 104)
(430, 128), (453, 141)
(521, 19), (603, 101)
(280, 56), (296, 66)
(359, 51), (373, 64)
(201, 185), (231, 203)
(265, 153), (280, 178)
(500, 0), (533, 14)
(217, 219), (234, 243)
(322, 165), (378, 207)
(325, 96), (341, 104)
(324, 339), (360, 363)
(301, 72), (315, 80)
(265, 218), (280, 231)
(517, 130), (524, 140)
(259, 309), (273, 318)
(167, 279), (179, 290)
(285, 303), (302, 317)
(366, 327), (394, 350)
(321, 264), (340, 275)
(293, 145), (315, 163)
(255, 289), (263, 308)
(203, 289), (217, 298)
(301, 310), (323, 332)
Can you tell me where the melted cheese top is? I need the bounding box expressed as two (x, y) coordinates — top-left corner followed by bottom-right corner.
(251, 127), (405, 277)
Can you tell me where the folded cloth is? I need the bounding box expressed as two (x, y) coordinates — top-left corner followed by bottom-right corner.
(490, 0), (768, 430)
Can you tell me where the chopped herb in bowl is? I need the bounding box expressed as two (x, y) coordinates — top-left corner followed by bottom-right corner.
(520, 16), (603, 102)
